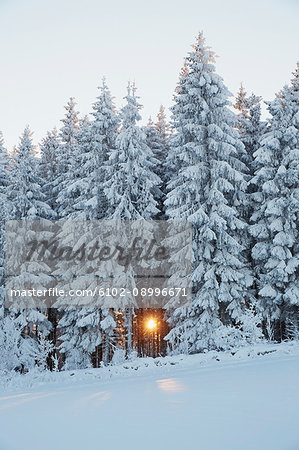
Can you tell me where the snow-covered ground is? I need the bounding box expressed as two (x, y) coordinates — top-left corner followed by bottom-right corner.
(0, 342), (299, 450)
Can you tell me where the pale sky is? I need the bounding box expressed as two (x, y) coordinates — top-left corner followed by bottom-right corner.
(0, 0), (298, 151)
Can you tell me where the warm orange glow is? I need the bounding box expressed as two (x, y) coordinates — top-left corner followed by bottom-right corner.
(146, 318), (157, 330)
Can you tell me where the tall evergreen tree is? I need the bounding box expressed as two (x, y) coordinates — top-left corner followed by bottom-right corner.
(144, 117), (164, 217)
(145, 106), (170, 218)
(55, 98), (80, 218)
(105, 83), (160, 220)
(7, 127), (53, 368)
(0, 133), (30, 372)
(38, 128), (60, 365)
(145, 117), (161, 157)
(165, 33), (260, 353)
(10, 127), (52, 220)
(39, 128), (59, 216)
(71, 79), (119, 219)
(53, 100), (83, 369)
(149, 105), (171, 183)
(56, 81), (119, 368)
(250, 64), (299, 340)
(234, 85), (267, 282)
(0, 131), (10, 313)
(105, 83), (161, 354)
(234, 84), (266, 175)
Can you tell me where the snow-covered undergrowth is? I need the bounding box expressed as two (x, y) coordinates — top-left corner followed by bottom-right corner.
(1, 341), (299, 393)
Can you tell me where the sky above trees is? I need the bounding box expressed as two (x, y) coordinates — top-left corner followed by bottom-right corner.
(0, 0), (298, 151)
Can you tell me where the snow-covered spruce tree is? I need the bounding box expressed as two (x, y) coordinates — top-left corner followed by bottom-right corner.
(38, 128), (60, 216)
(56, 82), (119, 368)
(105, 83), (160, 220)
(55, 122), (103, 370)
(53, 100), (90, 370)
(86, 80), (119, 363)
(0, 133), (26, 374)
(145, 106), (170, 217)
(233, 85), (268, 286)
(156, 105), (170, 148)
(234, 84), (267, 176)
(165, 33), (261, 354)
(144, 117), (165, 217)
(250, 64), (299, 341)
(38, 128), (61, 367)
(0, 132), (10, 314)
(145, 117), (161, 163)
(151, 106), (171, 183)
(0, 136), (27, 373)
(105, 83), (161, 354)
(55, 114), (93, 370)
(8, 127), (53, 370)
(54, 97), (80, 218)
(10, 127), (53, 220)
(71, 79), (119, 219)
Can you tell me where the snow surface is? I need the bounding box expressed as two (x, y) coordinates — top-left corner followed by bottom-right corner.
(0, 342), (299, 450)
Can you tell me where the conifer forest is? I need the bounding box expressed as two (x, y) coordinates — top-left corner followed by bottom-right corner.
(0, 12), (298, 449)
(0, 32), (298, 372)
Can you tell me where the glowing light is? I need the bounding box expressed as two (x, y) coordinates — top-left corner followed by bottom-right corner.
(146, 318), (157, 330)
